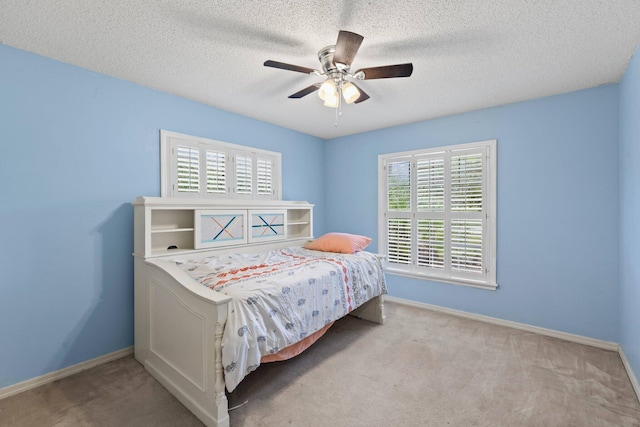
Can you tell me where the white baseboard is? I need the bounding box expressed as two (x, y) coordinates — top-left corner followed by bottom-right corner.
(619, 347), (640, 402)
(384, 296), (619, 351)
(0, 346), (133, 400)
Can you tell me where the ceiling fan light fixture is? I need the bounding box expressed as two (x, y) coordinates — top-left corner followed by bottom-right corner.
(318, 79), (336, 101)
(264, 30), (414, 119)
(342, 81), (360, 104)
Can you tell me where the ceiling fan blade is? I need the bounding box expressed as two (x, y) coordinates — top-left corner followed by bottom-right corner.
(355, 63), (413, 79)
(264, 60), (316, 74)
(288, 84), (320, 99)
(351, 83), (370, 104)
(333, 30), (364, 68)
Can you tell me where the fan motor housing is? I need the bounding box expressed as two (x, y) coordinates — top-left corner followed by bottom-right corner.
(318, 45), (342, 74)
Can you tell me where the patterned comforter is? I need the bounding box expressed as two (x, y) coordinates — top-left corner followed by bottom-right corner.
(175, 246), (387, 392)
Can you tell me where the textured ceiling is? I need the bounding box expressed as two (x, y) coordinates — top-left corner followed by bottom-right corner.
(2, 1), (640, 139)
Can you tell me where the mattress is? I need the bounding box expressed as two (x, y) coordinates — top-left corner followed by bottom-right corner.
(175, 246), (387, 392)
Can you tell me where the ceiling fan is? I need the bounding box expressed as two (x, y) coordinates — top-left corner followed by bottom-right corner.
(264, 30), (413, 109)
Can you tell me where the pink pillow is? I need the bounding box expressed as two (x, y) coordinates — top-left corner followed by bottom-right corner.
(304, 232), (371, 254)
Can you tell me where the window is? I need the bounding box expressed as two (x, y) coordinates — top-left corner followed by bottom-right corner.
(161, 130), (281, 200)
(378, 140), (497, 289)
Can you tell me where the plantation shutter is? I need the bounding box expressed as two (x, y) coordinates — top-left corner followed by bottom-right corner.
(417, 219), (445, 269)
(161, 130), (282, 200)
(257, 157), (273, 196)
(415, 155), (445, 269)
(379, 141), (495, 288)
(176, 145), (200, 193)
(235, 155), (253, 195)
(387, 160), (411, 211)
(416, 157), (444, 212)
(451, 220), (483, 273)
(387, 218), (412, 264)
(386, 159), (412, 264)
(206, 150), (226, 194)
(451, 152), (483, 212)
(450, 150), (484, 275)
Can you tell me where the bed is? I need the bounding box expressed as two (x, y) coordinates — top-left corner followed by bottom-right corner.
(133, 197), (387, 427)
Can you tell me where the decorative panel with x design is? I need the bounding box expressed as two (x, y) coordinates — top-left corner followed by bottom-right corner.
(200, 213), (245, 245)
(251, 213), (285, 239)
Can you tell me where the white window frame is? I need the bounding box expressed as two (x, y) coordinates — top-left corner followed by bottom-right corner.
(378, 140), (497, 290)
(160, 130), (281, 200)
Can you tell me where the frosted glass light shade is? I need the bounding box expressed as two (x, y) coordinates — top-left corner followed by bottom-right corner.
(342, 82), (360, 104)
(323, 93), (339, 108)
(318, 79), (337, 101)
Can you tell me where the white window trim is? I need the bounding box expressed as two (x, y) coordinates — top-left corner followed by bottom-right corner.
(378, 140), (497, 290)
(160, 130), (282, 200)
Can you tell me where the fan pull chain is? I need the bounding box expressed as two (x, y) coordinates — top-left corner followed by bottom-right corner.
(335, 82), (342, 127)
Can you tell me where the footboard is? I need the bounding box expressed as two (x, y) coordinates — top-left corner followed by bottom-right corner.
(134, 257), (232, 427)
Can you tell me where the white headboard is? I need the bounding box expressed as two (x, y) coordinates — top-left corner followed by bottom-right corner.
(132, 196), (314, 260)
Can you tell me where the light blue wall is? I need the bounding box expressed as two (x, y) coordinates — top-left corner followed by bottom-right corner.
(620, 44), (640, 381)
(1, 40), (634, 392)
(325, 85), (620, 342)
(0, 45), (325, 389)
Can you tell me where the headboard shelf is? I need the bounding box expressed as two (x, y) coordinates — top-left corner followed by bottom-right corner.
(151, 227), (195, 233)
(133, 196), (314, 259)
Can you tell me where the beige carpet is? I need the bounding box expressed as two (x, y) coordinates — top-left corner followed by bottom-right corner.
(1, 301), (639, 426)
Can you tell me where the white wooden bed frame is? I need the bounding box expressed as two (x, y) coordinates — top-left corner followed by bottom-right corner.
(133, 197), (386, 427)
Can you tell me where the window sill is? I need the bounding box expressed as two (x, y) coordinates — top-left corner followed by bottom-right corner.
(384, 268), (498, 291)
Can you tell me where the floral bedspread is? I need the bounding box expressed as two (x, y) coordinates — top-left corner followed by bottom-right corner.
(174, 246), (387, 392)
